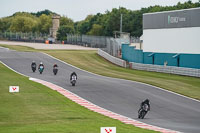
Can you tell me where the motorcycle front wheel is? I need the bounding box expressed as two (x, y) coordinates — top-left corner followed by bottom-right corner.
(141, 111), (146, 119)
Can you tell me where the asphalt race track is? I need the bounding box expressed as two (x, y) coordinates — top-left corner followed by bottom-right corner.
(1, 48), (200, 133)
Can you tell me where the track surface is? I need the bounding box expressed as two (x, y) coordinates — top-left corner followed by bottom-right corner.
(1, 48), (200, 133)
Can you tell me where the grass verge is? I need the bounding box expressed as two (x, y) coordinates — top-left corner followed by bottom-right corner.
(0, 44), (37, 52)
(0, 63), (156, 133)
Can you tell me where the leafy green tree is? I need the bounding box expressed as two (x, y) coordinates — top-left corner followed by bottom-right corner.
(85, 15), (94, 21)
(0, 17), (12, 32)
(38, 14), (52, 34)
(10, 16), (38, 32)
(76, 15), (94, 34)
(31, 9), (54, 17)
(57, 25), (75, 40)
(60, 16), (74, 26)
(103, 7), (129, 36)
(87, 24), (103, 36)
(79, 21), (90, 34)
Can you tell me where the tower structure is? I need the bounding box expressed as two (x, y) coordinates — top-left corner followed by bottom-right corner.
(50, 15), (60, 39)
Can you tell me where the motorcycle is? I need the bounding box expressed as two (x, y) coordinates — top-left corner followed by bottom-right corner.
(53, 66), (58, 75)
(31, 64), (36, 72)
(39, 65), (44, 74)
(138, 104), (149, 119)
(70, 75), (77, 86)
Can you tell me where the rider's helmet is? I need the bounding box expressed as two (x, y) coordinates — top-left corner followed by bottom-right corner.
(53, 63), (57, 67)
(40, 62), (43, 64)
(145, 99), (149, 103)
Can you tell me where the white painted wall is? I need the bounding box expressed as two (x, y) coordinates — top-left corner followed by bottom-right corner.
(143, 27), (200, 54)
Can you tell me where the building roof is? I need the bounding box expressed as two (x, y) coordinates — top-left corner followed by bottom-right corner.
(143, 7), (200, 16)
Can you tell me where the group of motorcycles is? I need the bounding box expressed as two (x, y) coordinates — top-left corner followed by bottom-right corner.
(31, 62), (45, 74)
(31, 61), (77, 86)
(31, 61), (150, 118)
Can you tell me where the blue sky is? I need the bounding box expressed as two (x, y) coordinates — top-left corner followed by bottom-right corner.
(0, 0), (199, 21)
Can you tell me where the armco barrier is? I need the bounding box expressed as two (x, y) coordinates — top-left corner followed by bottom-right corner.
(130, 62), (200, 77)
(98, 49), (126, 67)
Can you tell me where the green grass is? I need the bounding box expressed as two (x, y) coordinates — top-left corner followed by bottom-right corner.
(0, 44), (37, 52)
(1, 44), (200, 101)
(0, 63), (156, 133)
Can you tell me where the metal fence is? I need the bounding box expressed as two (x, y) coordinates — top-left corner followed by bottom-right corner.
(102, 38), (120, 57)
(65, 34), (129, 58)
(130, 62), (200, 77)
(0, 32), (129, 58)
(65, 34), (107, 48)
(0, 32), (48, 43)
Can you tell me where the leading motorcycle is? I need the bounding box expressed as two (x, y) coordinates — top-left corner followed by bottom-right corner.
(138, 104), (149, 119)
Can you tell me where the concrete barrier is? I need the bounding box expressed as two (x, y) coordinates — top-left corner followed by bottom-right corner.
(98, 49), (126, 67)
(130, 62), (200, 77)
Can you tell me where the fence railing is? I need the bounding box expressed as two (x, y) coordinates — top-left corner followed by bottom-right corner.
(66, 34), (126, 58)
(130, 62), (200, 77)
(0, 32), (48, 43)
(65, 34), (108, 48)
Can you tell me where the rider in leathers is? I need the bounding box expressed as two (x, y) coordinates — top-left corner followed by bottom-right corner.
(31, 61), (36, 68)
(38, 62), (44, 70)
(70, 72), (77, 80)
(139, 99), (150, 112)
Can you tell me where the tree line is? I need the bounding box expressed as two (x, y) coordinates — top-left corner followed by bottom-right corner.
(0, 1), (200, 40)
